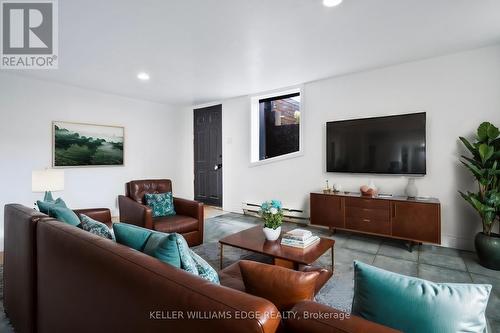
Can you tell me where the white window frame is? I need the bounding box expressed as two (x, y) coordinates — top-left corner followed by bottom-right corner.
(250, 86), (304, 166)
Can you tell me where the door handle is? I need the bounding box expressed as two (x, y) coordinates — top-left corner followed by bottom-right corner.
(214, 164), (222, 170)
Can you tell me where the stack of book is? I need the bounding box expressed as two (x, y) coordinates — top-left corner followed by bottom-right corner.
(281, 229), (320, 248)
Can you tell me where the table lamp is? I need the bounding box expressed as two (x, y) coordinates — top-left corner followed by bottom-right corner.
(32, 169), (65, 201)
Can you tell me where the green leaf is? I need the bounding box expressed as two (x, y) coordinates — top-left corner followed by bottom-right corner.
(461, 155), (482, 168)
(459, 137), (480, 158)
(492, 150), (500, 160)
(460, 160), (483, 180)
(478, 122), (493, 142)
(487, 123), (500, 140)
(478, 144), (494, 163)
(486, 191), (500, 208)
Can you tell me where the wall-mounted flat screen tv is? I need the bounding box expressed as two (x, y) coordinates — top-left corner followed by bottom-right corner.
(326, 112), (426, 175)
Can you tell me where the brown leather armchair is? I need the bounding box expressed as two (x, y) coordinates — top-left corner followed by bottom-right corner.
(118, 179), (204, 246)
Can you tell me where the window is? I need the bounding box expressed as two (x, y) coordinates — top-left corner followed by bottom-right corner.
(251, 88), (302, 164)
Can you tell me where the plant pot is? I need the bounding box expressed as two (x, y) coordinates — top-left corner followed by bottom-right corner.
(263, 226), (281, 241)
(475, 232), (500, 271)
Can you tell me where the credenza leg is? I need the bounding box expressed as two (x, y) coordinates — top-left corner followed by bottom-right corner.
(406, 241), (417, 252)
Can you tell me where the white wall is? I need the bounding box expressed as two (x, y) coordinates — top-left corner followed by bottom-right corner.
(0, 74), (178, 251)
(174, 45), (500, 250)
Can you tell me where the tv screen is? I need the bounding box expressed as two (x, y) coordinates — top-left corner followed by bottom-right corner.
(326, 112), (426, 175)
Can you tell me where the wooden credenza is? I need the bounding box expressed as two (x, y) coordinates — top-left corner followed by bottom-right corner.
(310, 192), (441, 245)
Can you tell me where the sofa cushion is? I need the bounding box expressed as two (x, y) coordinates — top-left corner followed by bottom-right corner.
(49, 206), (81, 227)
(154, 215), (198, 234)
(80, 214), (114, 240)
(145, 192), (176, 217)
(352, 260), (492, 333)
(113, 223), (153, 251)
(239, 260), (319, 311)
(37, 197), (67, 215)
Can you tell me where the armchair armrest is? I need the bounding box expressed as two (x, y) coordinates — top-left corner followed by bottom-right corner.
(73, 208), (112, 226)
(118, 195), (153, 229)
(173, 197), (203, 219)
(286, 301), (400, 333)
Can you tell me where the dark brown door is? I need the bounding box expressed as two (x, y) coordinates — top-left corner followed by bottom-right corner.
(194, 105), (222, 207)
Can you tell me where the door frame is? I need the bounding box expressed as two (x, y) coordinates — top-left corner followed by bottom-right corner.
(193, 103), (224, 208)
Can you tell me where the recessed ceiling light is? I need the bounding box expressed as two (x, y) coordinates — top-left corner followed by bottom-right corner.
(137, 72), (150, 81)
(323, 0), (343, 7)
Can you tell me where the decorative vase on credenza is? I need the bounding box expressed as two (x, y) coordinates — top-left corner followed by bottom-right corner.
(405, 178), (418, 198)
(459, 121), (500, 270)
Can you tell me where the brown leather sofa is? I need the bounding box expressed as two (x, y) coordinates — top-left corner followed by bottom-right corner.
(118, 179), (204, 246)
(4, 204), (398, 333)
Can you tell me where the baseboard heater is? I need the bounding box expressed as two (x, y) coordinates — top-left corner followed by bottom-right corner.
(242, 202), (308, 224)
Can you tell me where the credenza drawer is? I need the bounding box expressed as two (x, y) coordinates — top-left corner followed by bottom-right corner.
(345, 216), (391, 235)
(345, 197), (390, 210)
(346, 207), (390, 220)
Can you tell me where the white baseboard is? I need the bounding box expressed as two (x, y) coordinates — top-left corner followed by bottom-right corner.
(441, 234), (474, 251)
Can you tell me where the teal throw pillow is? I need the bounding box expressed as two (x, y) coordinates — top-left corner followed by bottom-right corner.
(80, 214), (114, 240)
(113, 223), (153, 251)
(49, 206), (81, 227)
(142, 233), (181, 268)
(145, 192), (176, 217)
(37, 197), (67, 215)
(189, 249), (219, 284)
(352, 261), (492, 333)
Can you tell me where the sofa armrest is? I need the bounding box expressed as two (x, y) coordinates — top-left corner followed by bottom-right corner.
(118, 195), (153, 229)
(300, 266), (333, 295)
(73, 208), (112, 225)
(286, 301), (400, 333)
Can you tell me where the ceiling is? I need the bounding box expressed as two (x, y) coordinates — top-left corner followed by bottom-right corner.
(10, 0), (500, 106)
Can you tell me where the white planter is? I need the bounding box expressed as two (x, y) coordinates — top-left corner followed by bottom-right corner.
(263, 226), (281, 241)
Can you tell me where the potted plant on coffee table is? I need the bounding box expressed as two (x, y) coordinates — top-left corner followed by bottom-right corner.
(259, 200), (283, 241)
(459, 121), (500, 270)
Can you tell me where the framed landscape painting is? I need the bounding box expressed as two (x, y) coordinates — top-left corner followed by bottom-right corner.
(53, 121), (124, 167)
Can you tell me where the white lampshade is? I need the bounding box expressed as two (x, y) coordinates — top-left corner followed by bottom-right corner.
(32, 169), (65, 192)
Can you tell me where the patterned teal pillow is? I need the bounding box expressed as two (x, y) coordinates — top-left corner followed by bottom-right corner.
(189, 249), (220, 284)
(172, 233), (198, 275)
(80, 214), (115, 240)
(145, 192), (176, 217)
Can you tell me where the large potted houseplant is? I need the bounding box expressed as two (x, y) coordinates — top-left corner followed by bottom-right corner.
(459, 122), (500, 270)
(259, 200), (283, 241)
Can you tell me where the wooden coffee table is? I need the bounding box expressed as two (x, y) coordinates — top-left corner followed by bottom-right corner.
(219, 226), (334, 271)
